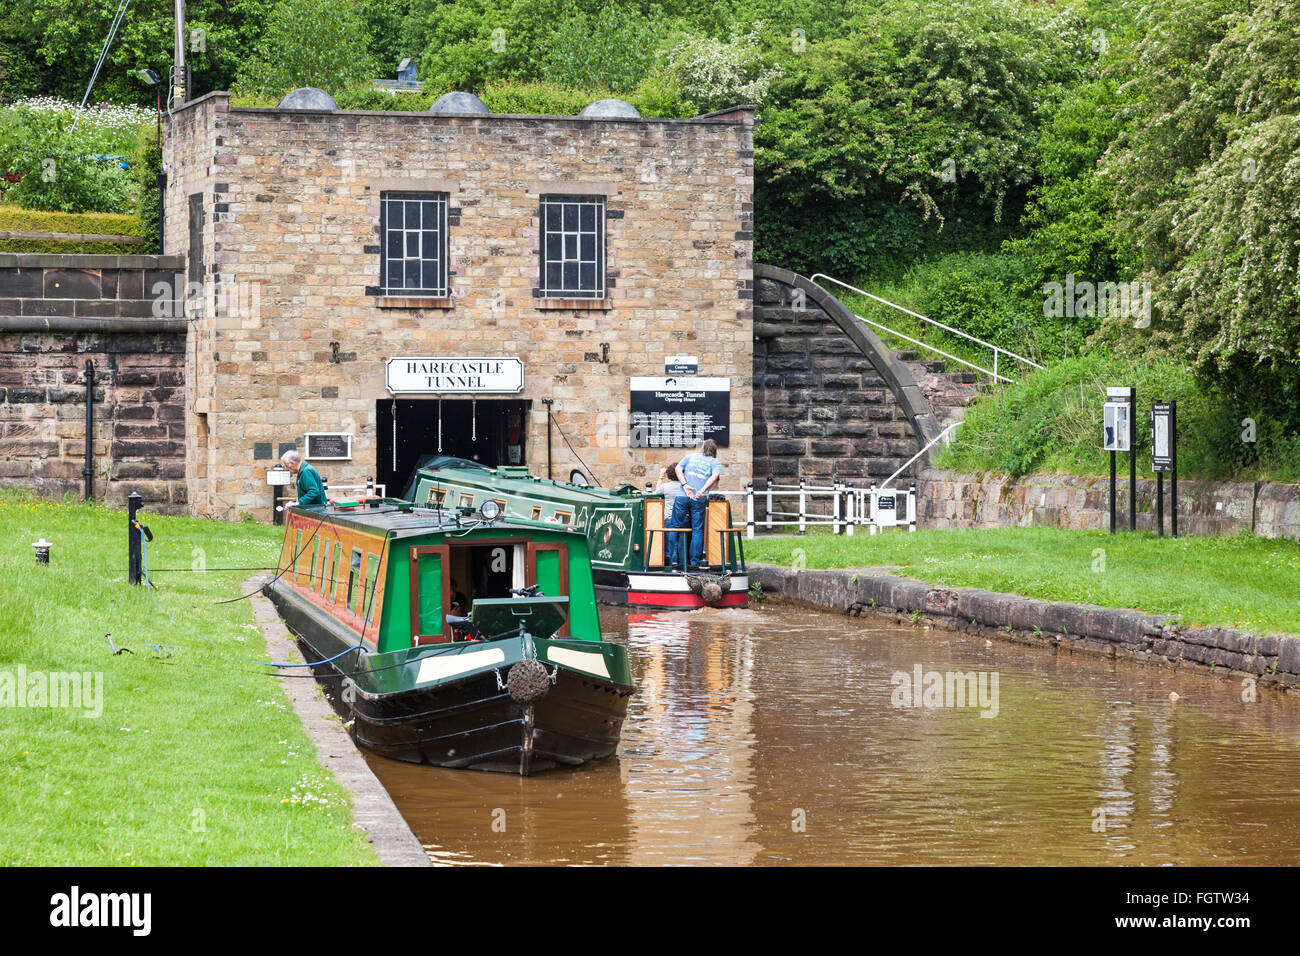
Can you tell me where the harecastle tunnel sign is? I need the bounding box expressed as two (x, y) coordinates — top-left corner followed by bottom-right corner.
(386, 358), (525, 395)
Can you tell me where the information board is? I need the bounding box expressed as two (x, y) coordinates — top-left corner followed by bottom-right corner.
(629, 377), (730, 448)
(305, 433), (352, 460)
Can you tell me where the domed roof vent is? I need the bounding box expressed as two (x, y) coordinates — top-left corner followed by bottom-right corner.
(579, 98), (640, 118)
(277, 87), (338, 110)
(429, 91), (490, 114)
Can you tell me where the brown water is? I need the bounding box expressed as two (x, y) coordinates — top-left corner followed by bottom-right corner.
(365, 603), (1300, 865)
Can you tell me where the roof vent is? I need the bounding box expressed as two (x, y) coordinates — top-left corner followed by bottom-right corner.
(580, 98), (640, 118)
(429, 91), (490, 114)
(277, 87), (338, 110)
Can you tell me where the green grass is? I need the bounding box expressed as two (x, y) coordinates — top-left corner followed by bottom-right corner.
(748, 526), (1300, 638)
(0, 490), (378, 865)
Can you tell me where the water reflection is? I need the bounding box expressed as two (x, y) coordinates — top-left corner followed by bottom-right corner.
(365, 603), (1300, 865)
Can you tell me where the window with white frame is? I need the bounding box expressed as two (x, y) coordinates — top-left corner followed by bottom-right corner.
(381, 192), (449, 296)
(539, 195), (604, 298)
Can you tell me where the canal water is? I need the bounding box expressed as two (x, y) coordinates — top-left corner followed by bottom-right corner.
(365, 603), (1300, 865)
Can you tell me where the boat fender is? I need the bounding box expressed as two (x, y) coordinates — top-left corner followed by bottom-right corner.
(686, 572), (732, 606)
(507, 659), (552, 703)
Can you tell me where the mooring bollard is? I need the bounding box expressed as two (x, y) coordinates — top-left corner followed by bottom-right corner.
(33, 539), (52, 565)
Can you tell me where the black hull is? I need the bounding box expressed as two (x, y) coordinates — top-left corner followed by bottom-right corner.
(298, 639), (632, 776)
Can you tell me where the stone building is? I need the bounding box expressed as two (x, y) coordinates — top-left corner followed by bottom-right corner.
(162, 91), (755, 519)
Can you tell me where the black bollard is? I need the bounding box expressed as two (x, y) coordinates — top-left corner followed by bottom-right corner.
(128, 492), (143, 585)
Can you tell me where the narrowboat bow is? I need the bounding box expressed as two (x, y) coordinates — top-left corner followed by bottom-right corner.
(265, 497), (634, 775)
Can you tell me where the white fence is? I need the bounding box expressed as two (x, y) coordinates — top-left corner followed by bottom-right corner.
(698, 479), (917, 538)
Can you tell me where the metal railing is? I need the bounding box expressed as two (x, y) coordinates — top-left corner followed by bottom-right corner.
(685, 481), (917, 538)
(809, 273), (1044, 384)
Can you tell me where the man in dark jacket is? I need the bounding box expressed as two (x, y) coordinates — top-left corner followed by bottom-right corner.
(282, 450), (327, 507)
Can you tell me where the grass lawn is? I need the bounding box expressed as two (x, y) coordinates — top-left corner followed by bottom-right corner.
(0, 490), (378, 865)
(746, 526), (1300, 638)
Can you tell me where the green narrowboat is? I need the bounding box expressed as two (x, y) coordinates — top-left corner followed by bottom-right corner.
(406, 457), (749, 609)
(265, 496), (634, 775)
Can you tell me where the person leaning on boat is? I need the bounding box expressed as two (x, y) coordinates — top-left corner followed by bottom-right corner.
(282, 450), (327, 508)
(670, 439), (721, 570)
(655, 461), (685, 567)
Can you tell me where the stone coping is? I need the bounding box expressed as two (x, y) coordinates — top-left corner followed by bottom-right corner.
(0, 253), (184, 269)
(249, 578), (430, 867)
(750, 563), (1300, 692)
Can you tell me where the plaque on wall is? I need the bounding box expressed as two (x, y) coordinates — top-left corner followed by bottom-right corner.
(305, 433), (353, 460)
(629, 377), (730, 448)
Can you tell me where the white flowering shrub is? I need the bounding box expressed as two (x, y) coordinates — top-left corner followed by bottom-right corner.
(658, 26), (782, 114)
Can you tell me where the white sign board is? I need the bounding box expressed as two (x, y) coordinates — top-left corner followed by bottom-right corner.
(1103, 402), (1131, 451)
(386, 357), (524, 394)
(266, 467), (292, 486)
(665, 354), (698, 375)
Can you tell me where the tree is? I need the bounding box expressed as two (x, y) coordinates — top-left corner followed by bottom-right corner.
(235, 0), (378, 98)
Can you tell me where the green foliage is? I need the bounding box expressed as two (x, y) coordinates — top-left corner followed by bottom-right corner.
(357, 0), (412, 75)
(755, 0), (1088, 277)
(235, 0), (378, 98)
(478, 79), (597, 116)
(131, 132), (161, 252)
(0, 204), (143, 252)
(6, 0), (273, 105)
(536, 4), (664, 93)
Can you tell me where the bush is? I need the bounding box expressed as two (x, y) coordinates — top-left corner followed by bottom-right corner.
(0, 205), (143, 253)
(934, 349), (1300, 482)
(0, 98), (151, 213)
(234, 0), (377, 98)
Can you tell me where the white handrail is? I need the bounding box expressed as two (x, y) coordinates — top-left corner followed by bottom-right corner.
(809, 273), (1045, 383)
(880, 421), (962, 490)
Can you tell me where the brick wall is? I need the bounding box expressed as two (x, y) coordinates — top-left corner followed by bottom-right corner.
(0, 254), (188, 511)
(164, 94), (754, 519)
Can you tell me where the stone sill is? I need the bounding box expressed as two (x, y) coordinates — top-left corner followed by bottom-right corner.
(534, 297), (612, 311)
(374, 296), (453, 309)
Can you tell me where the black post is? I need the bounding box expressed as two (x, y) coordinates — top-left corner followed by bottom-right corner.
(542, 399), (553, 480)
(1170, 400), (1178, 538)
(1129, 387), (1137, 531)
(1109, 450), (1116, 534)
(83, 360), (94, 500)
(1156, 472), (1164, 537)
(128, 492), (143, 585)
(272, 483), (283, 525)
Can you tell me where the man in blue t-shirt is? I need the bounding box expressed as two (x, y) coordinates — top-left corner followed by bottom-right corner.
(670, 439), (722, 569)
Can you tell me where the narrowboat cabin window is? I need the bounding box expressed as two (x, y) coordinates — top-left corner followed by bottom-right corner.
(539, 195), (604, 299)
(554, 509), (572, 525)
(380, 192), (449, 296)
(458, 493), (474, 509)
(364, 553), (381, 623)
(531, 506), (542, 520)
(294, 530), (303, 579)
(309, 538), (319, 588)
(426, 487), (446, 506)
(331, 542), (343, 603)
(347, 548), (363, 614)
(318, 542), (332, 597)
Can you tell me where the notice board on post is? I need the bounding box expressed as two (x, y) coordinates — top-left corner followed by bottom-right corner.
(629, 377), (730, 448)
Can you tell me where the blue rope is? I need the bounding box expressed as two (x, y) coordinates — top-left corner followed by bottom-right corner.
(138, 526), (360, 670)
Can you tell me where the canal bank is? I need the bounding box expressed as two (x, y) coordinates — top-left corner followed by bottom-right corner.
(250, 579), (430, 867)
(749, 564), (1300, 693)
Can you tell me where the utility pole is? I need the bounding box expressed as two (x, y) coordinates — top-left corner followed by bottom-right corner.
(173, 0), (187, 106)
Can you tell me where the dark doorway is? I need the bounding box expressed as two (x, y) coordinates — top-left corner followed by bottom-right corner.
(377, 398), (529, 497)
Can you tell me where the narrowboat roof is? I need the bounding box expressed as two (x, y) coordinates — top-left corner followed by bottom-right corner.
(408, 456), (641, 506)
(289, 500), (589, 541)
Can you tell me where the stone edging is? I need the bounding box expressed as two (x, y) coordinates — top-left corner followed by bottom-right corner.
(749, 564), (1300, 692)
(249, 577), (430, 867)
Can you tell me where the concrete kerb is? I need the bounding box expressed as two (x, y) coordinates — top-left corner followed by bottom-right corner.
(750, 563), (1300, 693)
(248, 576), (430, 867)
